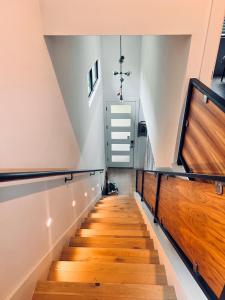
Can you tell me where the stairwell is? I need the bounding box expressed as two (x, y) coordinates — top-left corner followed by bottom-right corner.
(33, 195), (176, 300)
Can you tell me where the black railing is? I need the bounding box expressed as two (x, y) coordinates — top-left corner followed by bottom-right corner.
(0, 169), (104, 183)
(136, 168), (225, 300)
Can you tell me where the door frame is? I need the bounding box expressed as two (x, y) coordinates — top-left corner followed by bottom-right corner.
(104, 100), (137, 168)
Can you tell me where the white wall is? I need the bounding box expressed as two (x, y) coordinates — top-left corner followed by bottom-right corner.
(101, 36), (141, 100)
(39, 0), (225, 87)
(140, 36), (191, 168)
(45, 36), (105, 169)
(39, 0), (225, 167)
(0, 1), (78, 169)
(0, 3), (105, 300)
(1, 174), (102, 300)
(101, 36), (146, 167)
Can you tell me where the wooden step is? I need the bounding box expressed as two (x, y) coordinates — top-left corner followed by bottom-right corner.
(81, 222), (147, 230)
(97, 198), (137, 204)
(70, 236), (154, 249)
(85, 217), (145, 224)
(34, 281), (177, 300)
(93, 207), (140, 212)
(48, 261), (167, 285)
(61, 247), (159, 264)
(98, 200), (135, 205)
(96, 203), (138, 208)
(89, 212), (143, 219)
(76, 228), (149, 237)
(99, 195), (135, 201)
(98, 198), (136, 203)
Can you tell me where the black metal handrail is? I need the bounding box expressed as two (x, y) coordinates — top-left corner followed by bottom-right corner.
(0, 169), (104, 182)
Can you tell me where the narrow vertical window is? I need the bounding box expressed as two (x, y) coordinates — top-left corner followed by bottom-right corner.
(87, 68), (93, 97)
(95, 60), (99, 81)
(92, 60), (99, 86)
(87, 59), (100, 98)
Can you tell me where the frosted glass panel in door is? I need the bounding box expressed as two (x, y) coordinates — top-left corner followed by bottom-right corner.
(111, 144), (130, 151)
(111, 105), (132, 114)
(112, 155), (130, 162)
(111, 119), (131, 127)
(111, 132), (130, 140)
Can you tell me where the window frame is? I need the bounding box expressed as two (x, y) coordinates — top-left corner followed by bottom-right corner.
(87, 60), (99, 98)
(87, 68), (93, 97)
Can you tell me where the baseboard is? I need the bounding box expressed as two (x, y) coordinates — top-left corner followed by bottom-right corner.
(134, 192), (207, 300)
(8, 192), (101, 300)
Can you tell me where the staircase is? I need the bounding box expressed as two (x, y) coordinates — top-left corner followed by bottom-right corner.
(33, 195), (177, 300)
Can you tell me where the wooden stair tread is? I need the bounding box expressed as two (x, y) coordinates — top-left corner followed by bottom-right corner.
(89, 212), (142, 219)
(95, 205), (138, 210)
(97, 201), (137, 205)
(96, 200), (137, 206)
(48, 261), (167, 285)
(86, 217), (145, 224)
(61, 247), (159, 264)
(81, 222), (147, 230)
(93, 208), (140, 212)
(97, 200), (137, 207)
(99, 196), (134, 200)
(76, 228), (149, 237)
(33, 195), (177, 300)
(34, 281), (176, 299)
(70, 236), (154, 249)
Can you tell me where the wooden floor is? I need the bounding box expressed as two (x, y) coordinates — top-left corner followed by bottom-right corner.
(33, 195), (176, 300)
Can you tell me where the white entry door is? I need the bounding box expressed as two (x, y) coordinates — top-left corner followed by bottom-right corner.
(106, 101), (135, 168)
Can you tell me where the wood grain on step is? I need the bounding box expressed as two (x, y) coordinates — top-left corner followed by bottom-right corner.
(85, 217), (145, 224)
(89, 212), (142, 219)
(61, 247), (159, 264)
(70, 236), (154, 249)
(34, 281), (176, 300)
(48, 261), (167, 285)
(76, 228), (149, 237)
(81, 222), (147, 230)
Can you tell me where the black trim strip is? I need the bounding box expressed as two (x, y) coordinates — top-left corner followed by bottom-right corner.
(154, 173), (161, 223)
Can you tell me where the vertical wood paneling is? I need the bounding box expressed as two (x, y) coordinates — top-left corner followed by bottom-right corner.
(182, 87), (225, 174)
(158, 176), (225, 297)
(143, 173), (157, 212)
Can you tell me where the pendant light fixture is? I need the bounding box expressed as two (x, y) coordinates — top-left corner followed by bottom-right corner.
(113, 36), (131, 102)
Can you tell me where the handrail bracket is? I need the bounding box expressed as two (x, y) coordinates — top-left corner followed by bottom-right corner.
(65, 174), (73, 183)
(215, 181), (224, 195)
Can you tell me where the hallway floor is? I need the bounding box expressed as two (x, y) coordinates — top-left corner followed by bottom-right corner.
(33, 195), (176, 300)
(107, 168), (135, 196)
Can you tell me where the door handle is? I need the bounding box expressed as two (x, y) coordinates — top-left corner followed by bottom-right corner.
(130, 140), (135, 148)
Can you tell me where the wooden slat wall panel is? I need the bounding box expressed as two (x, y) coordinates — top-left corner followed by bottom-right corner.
(182, 87), (225, 174)
(137, 171), (143, 195)
(158, 176), (225, 297)
(143, 173), (157, 212)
